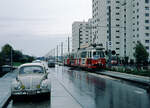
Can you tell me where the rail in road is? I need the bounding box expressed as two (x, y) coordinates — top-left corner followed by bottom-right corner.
(0, 70), (17, 108)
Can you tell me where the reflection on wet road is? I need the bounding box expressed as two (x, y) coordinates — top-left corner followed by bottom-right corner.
(53, 66), (150, 108)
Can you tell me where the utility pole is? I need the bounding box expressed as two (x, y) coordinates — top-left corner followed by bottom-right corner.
(54, 48), (56, 62)
(79, 28), (81, 50)
(61, 42), (63, 63)
(68, 37), (70, 56)
(57, 45), (58, 63)
(108, 6), (112, 68)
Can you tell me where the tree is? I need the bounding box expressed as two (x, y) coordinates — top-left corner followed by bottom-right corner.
(0, 52), (3, 66)
(13, 50), (23, 62)
(1, 44), (13, 65)
(134, 42), (149, 65)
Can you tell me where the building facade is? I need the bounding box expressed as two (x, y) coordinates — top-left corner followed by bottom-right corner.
(92, 0), (150, 60)
(72, 20), (93, 52)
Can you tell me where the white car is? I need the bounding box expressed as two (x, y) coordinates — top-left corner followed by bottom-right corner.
(11, 63), (50, 97)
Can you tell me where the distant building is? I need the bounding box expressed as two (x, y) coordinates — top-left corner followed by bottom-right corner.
(72, 20), (93, 52)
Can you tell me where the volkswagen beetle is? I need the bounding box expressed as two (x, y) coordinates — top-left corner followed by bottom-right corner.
(11, 63), (50, 97)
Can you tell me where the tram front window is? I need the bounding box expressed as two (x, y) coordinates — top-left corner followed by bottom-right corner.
(93, 51), (105, 59)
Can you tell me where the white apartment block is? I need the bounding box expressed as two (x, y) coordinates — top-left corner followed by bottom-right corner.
(92, 0), (150, 60)
(72, 20), (93, 52)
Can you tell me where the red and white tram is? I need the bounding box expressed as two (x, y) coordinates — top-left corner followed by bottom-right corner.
(64, 47), (106, 70)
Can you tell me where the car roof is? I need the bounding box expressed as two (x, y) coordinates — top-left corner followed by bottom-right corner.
(18, 63), (44, 69)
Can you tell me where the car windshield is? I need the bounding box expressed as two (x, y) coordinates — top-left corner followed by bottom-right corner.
(19, 66), (44, 74)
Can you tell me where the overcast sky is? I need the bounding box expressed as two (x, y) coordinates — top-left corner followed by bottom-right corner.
(0, 0), (92, 56)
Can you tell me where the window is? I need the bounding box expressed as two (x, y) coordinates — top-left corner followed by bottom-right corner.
(116, 1), (120, 3)
(145, 13), (149, 16)
(145, 0), (149, 3)
(116, 42), (120, 44)
(116, 18), (120, 21)
(145, 7), (149, 10)
(116, 48), (120, 50)
(145, 20), (149, 23)
(116, 36), (120, 38)
(116, 13), (120, 15)
(116, 7), (120, 9)
(145, 33), (149, 36)
(145, 40), (150, 43)
(145, 26), (149, 30)
(116, 30), (120, 32)
(116, 24), (120, 27)
(145, 46), (149, 50)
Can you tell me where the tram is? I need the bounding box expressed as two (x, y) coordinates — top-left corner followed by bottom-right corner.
(64, 46), (106, 70)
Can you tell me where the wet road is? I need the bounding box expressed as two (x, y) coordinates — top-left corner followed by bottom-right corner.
(12, 65), (150, 108)
(53, 66), (150, 108)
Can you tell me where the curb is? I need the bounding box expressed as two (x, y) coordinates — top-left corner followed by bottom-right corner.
(0, 88), (11, 108)
(96, 71), (150, 92)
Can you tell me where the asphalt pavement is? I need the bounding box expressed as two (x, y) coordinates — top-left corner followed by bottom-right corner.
(52, 66), (150, 108)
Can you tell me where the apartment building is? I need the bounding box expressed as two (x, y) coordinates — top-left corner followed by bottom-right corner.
(72, 20), (93, 52)
(92, 0), (150, 60)
(129, 0), (150, 60)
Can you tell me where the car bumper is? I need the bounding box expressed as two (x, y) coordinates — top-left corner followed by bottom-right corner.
(12, 88), (50, 96)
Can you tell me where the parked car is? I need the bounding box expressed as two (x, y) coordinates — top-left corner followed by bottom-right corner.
(11, 63), (50, 97)
(48, 60), (55, 67)
(32, 60), (42, 63)
(2, 65), (12, 72)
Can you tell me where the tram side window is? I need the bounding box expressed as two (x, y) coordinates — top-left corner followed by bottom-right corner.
(100, 52), (105, 57)
(93, 52), (96, 56)
(90, 52), (92, 58)
(81, 52), (87, 58)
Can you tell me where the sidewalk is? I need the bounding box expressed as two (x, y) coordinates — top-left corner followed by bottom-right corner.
(51, 74), (82, 108)
(97, 71), (150, 86)
(0, 70), (17, 108)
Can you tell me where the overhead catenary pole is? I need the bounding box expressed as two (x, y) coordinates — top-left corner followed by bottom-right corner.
(61, 42), (63, 62)
(108, 6), (112, 68)
(68, 36), (70, 56)
(57, 45), (58, 63)
(54, 48), (56, 62)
